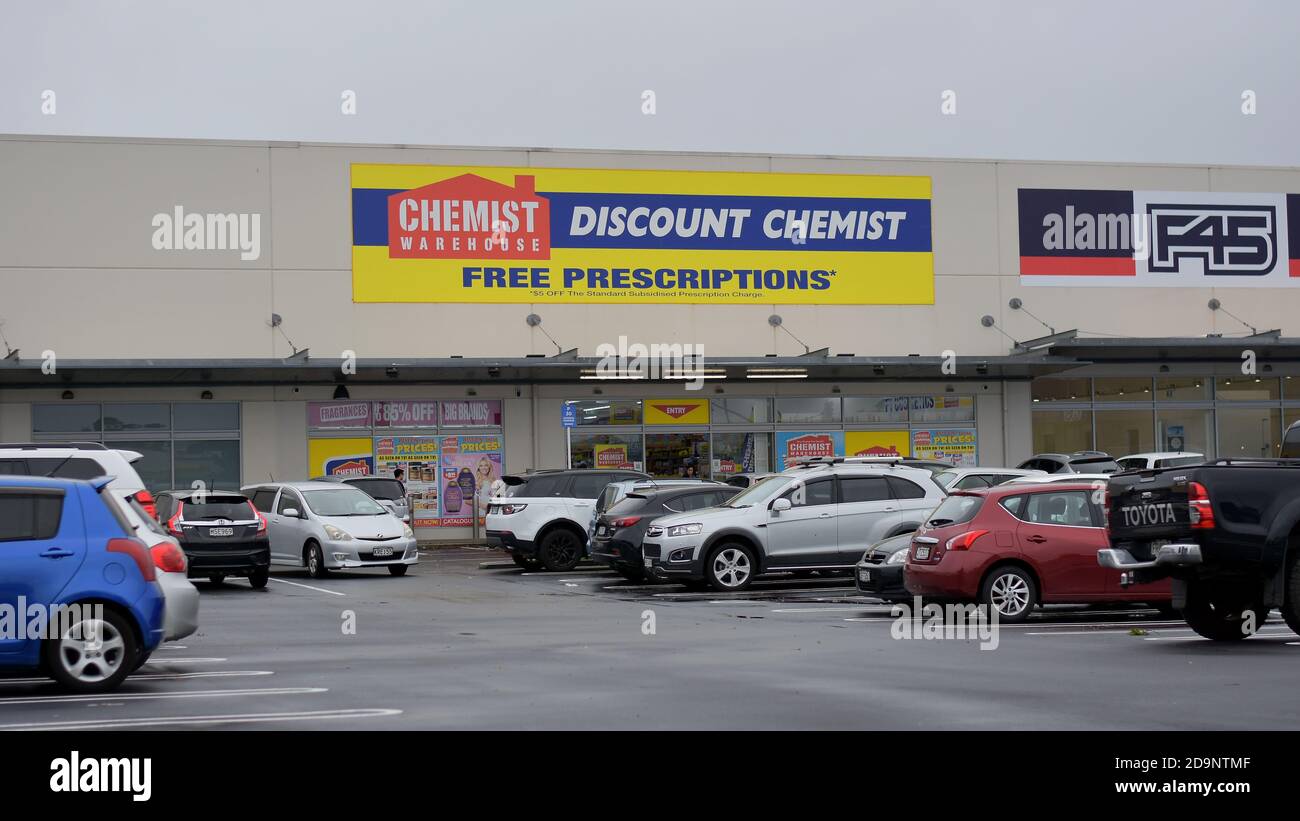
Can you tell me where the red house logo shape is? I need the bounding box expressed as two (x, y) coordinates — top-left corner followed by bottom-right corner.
(332, 459), (371, 477)
(854, 445), (901, 457)
(387, 173), (550, 260)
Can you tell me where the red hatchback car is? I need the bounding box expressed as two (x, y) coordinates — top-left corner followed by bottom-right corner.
(904, 481), (1171, 622)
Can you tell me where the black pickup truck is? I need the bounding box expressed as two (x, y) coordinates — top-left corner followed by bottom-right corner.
(1100, 456), (1300, 641)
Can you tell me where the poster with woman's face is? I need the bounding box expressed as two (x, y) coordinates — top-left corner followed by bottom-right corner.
(438, 436), (503, 525)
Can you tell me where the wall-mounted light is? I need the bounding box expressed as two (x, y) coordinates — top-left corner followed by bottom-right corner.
(61, 390), (74, 400)
(386, 366), (399, 379)
(332, 385), (350, 400)
(200, 390), (214, 400)
(467, 388), (477, 396)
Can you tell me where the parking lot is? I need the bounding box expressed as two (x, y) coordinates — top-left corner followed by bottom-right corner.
(4, 547), (1298, 731)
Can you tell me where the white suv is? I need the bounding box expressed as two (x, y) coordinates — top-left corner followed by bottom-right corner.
(643, 462), (945, 591)
(486, 468), (649, 571)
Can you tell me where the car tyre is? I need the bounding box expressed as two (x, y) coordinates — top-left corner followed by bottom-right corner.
(388, 564), (409, 577)
(705, 542), (757, 592)
(208, 573), (226, 585)
(44, 606), (138, 693)
(248, 568), (269, 589)
(979, 565), (1037, 623)
(305, 541), (329, 579)
(538, 529), (583, 572)
(1183, 581), (1263, 641)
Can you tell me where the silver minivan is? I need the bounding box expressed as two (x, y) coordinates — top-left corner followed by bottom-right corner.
(244, 481), (418, 578)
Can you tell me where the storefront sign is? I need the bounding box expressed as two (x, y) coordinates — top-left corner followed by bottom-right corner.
(593, 443), (634, 469)
(776, 431), (844, 471)
(374, 436), (440, 525)
(644, 398), (710, 425)
(373, 400), (439, 428)
(308, 401), (372, 429)
(439, 400), (502, 427)
(844, 430), (911, 459)
(351, 164), (934, 305)
(911, 428), (976, 467)
(308, 437), (374, 477)
(909, 395), (975, 423)
(1019, 188), (1300, 286)
(438, 436), (503, 527)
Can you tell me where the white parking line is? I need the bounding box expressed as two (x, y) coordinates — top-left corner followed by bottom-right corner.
(144, 657), (227, 665)
(158, 645), (187, 650)
(269, 577), (346, 596)
(1027, 625), (1294, 637)
(0, 707), (402, 731)
(843, 617), (1190, 628)
(0, 670), (273, 686)
(0, 686), (325, 706)
(772, 606), (894, 614)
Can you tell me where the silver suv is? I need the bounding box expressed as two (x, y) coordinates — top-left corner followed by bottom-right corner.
(643, 462), (944, 591)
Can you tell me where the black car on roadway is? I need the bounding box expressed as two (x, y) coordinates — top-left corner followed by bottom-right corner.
(155, 489), (271, 588)
(854, 532), (914, 602)
(591, 483), (740, 581)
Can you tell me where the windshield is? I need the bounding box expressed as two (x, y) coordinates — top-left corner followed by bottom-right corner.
(933, 471), (958, 489)
(182, 497), (255, 520)
(303, 488), (387, 517)
(1158, 456), (1204, 468)
(1071, 457), (1119, 473)
(347, 478), (405, 501)
(724, 474), (795, 507)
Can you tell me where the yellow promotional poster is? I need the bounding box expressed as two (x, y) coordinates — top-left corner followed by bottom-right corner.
(844, 430), (911, 458)
(308, 437), (375, 477)
(643, 398), (710, 425)
(593, 443), (633, 469)
(351, 164), (933, 304)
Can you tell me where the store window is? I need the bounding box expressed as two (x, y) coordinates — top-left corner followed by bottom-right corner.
(1218, 408), (1281, 458)
(103, 403), (170, 432)
(843, 396), (909, 424)
(1092, 378), (1152, 402)
(1216, 377), (1280, 401)
(1094, 409), (1155, 456)
(32, 403), (102, 433)
(711, 397), (771, 424)
(175, 440), (241, 491)
(1031, 410), (1092, 454)
(569, 400), (642, 426)
(569, 433), (642, 470)
(712, 432), (772, 477)
(106, 440), (172, 489)
(775, 397), (841, 424)
(1156, 409), (1214, 457)
(645, 433), (709, 478)
(910, 395), (975, 423)
(1155, 377), (1210, 401)
(1032, 378), (1090, 403)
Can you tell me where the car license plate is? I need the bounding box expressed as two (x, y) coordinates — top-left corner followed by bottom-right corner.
(208, 527), (233, 537)
(372, 546), (394, 557)
(596, 526), (607, 536)
(915, 546), (931, 560)
(859, 569), (871, 582)
(644, 557), (653, 568)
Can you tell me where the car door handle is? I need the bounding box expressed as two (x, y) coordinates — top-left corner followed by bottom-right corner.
(1025, 535), (1047, 544)
(818, 513), (833, 518)
(40, 548), (75, 559)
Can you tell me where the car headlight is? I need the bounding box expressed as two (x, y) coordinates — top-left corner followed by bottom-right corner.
(666, 523), (703, 537)
(402, 523), (415, 539)
(887, 548), (909, 565)
(324, 524), (353, 541)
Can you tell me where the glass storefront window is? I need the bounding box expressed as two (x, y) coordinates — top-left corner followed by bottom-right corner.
(174, 402), (241, 431)
(569, 400), (642, 426)
(1217, 408), (1281, 458)
(1031, 378), (1090, 403)
(1216, 377), (1280, 401)
(106, 439), (172, 489)
(843, 396), (908, 424)
(1156, 409), (1214, 457)
(775, 397), (841, 424)
(910, 395), (975, 423)
(711, 432), (772, 477)
(645, 433), (709, 478)
(1094, 409), (1154, 456)
(103, 403), (170, 432)
(1092, 377), (1153, 402)
(1155, 377), (1210, 401)
(710, 397), (771, 424)
(569, 433), (642, 470)
(32, 403), (102, 433)
(174, 440), (242, 491)
(1032, 410), (1092, 454)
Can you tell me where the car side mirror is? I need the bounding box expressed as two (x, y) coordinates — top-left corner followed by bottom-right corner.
(283, 508), (301, 518)
(771, 498), (792, 513)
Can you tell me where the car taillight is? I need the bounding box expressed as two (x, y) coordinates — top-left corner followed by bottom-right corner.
(151, 542), (187, 573)
(134, 489), (158, 520)
(165, 500), (185, 538)
(107, 537), (156, 582)
(1188, 481), (1215, 529)
(611, 516), (643, 528)
(945, 529), (989, 551)
(250, 501), (267, 534)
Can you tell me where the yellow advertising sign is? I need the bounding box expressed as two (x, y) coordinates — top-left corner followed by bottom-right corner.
(351, 164), (933, 304)
(308, 437), (374, 477)
(643, 398), (711, 425)
(844, 430), (911, 458)
(593, 443), (633, 469)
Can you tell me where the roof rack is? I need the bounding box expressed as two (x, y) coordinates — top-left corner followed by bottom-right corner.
(1202, 457), (1300, 466)
(0, 441), (108, 451)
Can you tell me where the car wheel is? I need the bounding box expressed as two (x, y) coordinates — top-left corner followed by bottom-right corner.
(511, 553), (542, 570)
(388, 564), (409, 577)
(980, 566), (1037, 623)
(1182, 581), (1264, 641)
(1282, 553), (1300, 637)
(248, 568), (269, 589)
(705, 542), (756, 592)
(208, 573), (226, 584)
(44, 606), (138, 693)
(538, 529), (583, 572)
(133, 649), (153, 672)
(305, 542), (329, 579)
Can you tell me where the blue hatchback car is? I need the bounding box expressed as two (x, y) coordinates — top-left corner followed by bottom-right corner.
(0, 475), (166, 692)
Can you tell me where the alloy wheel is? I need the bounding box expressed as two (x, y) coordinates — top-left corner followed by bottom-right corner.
(712, 548), (751, 589)
(57, 617), (126, 685)
(990, 572), (1030, 617)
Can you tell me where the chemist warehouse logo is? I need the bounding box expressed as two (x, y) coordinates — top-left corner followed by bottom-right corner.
(1018, 188), (1300, 287)
(350, 164), (934, 305)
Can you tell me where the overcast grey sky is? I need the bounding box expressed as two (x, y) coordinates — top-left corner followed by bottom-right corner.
(4, 0), (1298, 166)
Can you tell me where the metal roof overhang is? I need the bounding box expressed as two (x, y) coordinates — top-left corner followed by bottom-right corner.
(1044, 333), (1300, 364)
(0, 352), (1082, 389)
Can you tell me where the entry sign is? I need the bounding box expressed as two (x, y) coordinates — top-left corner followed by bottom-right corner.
(561, 404), (578, 428)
